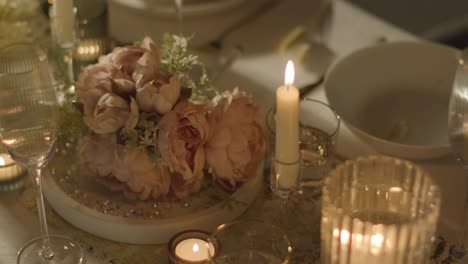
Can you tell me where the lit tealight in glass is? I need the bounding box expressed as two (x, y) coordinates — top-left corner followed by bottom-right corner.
(168, 230), (218, 264)
(0, 153), (24, 181)
(175, 238), (215, 262)
(0, 152), (25, 191)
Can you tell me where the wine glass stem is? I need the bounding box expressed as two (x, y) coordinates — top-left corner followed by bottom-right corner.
(174, 0), (183, 34)
(278, 194), (292, 228)
(64, 48), (75, 84)
(29, 167), (54, 260)
(464, 178), (468, 246)
(212, 47), (243, 84)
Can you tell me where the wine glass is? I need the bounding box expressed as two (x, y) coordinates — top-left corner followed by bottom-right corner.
(448, 47), (468, 253)
(0, 43), (84, 263)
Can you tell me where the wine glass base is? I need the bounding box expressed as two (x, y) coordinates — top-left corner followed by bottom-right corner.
(17, 235), (85, 264)
(299, 181), (322, 198)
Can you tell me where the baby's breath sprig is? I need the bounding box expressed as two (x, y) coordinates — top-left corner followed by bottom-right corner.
(160, 33), (218, 103)
(57, 84), (84, 142)
(118, 112), (160, 158)
(161, 33), (199, 88)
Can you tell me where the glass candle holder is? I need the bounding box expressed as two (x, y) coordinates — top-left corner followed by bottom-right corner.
(0, 152), (26, 191)
(266, 98), (340, 195)
(321, 155), (441, 264)
(270, 157), (300, 199)
(168, 230), (218, 264)
(207, 219), (292, 264)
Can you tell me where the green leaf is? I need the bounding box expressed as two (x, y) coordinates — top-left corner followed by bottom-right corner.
(120, 127), (139, 149)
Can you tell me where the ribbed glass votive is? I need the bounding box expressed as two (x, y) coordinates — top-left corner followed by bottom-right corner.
(321, 156), (441, 264)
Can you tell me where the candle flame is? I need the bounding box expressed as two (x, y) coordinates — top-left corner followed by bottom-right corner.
(371, 233), (384, 247)
(370, 233), (384, 255)
(389, 186), (402, 192)
(284, 60), (295, 86)
(0, 157), (4, 166)
(340, 229), (350, 244)
(192, 243), (199, 253)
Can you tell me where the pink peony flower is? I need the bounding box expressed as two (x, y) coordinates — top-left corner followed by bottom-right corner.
(83, 93), (131, 134)
(79, 134), (171, 200)
(76, 62), (135, 134)
(79, 133), (118, 178)
(206, 91), (265, 188)
(156, 101), (210, 198)
(76, 63), (116, 116)
(133, 37), (160, 87)
(111, 70), (135, 96)
(112, 148), (171, 200)
(98, 36), (159, 87)
(136, 75), (181, 114)
(171, 171), (203, 199)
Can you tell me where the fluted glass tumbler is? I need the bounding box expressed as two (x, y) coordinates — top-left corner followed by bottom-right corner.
(0, 43), (84, 263)
(321, 156), (441, 264)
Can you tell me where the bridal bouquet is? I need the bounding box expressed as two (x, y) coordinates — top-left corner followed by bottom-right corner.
(74, 35), (265, 200)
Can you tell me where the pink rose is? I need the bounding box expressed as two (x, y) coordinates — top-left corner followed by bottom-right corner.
(156, 101), (210, 198)
(136, 75), (181, 114)
(83, 93), (131, 134)
(206, 92), (265, 188)
(79, 134), (118, 178)
(112, 148), (171, 200)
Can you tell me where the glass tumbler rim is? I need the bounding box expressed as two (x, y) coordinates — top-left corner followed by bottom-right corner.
(207, 218), (293, 260)
(0, 42), (47, 75)
(266, 97), (341, 140)
(322, 155), (441, 223)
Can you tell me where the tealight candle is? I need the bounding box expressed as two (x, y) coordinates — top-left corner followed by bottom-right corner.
(0, 153), (24, 182)
(175, 238), (215, 262)
(168, 230), (218, 264)
(331, 228), (396, 264)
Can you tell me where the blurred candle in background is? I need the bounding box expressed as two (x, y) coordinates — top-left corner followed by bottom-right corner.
(0, 153), (24, 182)
(52, 0), (75, 45)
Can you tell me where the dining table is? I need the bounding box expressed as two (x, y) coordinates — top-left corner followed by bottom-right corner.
(0, 0), (466, 263)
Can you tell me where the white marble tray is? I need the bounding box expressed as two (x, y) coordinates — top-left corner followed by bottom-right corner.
(43, 150), (263, 245)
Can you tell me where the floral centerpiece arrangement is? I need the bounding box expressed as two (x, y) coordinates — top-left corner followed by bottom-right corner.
(72, 35), (265, 201)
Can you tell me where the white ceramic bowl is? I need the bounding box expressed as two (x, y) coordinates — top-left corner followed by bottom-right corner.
(108, 0), (270, 47)
(325, 41), (459, 160)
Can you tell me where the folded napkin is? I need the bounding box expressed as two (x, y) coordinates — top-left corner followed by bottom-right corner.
(212, 0), (330, 112)
(222, 0), (327, 55)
